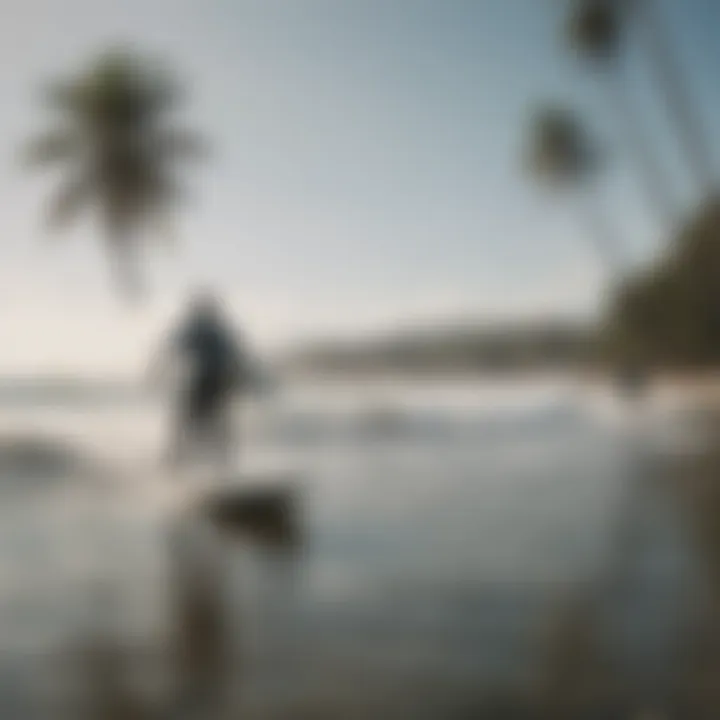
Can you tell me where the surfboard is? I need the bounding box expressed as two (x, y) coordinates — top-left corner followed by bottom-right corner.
(173, 469), (302, 548)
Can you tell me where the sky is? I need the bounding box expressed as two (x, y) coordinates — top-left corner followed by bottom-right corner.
(0, 0), (719, 374)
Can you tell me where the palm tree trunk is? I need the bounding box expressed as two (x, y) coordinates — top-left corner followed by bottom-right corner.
(606, 73), (677, 230)
(637, 0), (715, 197)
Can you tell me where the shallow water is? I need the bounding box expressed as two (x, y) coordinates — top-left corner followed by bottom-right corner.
(0, 379), (710, 717)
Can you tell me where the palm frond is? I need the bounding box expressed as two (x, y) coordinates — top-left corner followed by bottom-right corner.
(46, 173), (92, 231)
(23, 129), (81, 167)
(44, 78), (86, 113)
(27, 48), (204, 296)
(566, 0), (622, 61)
(526, 107), (599, 186)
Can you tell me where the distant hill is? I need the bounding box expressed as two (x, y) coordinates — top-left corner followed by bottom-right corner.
(284, 319), (596, 376)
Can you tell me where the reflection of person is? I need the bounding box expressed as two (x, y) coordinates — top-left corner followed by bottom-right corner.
(152, 292), (254, 471)
(169, 513), (230, 711)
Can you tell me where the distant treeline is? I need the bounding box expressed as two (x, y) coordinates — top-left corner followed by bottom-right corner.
(286, 321), (597, 376)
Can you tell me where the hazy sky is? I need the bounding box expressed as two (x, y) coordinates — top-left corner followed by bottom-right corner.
(0, 0), (718, 373)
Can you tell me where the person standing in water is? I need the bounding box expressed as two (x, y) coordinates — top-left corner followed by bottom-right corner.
(153, 292), (255, 471)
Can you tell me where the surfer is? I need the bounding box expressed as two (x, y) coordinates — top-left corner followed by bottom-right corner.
(151, 292), (256, 471)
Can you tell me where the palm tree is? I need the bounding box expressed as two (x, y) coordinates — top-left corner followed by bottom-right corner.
(526, 105), (624, 274)
(566, 0), (678, 226)
(25, 48), (205, 298)
(633, 0), (716, 197)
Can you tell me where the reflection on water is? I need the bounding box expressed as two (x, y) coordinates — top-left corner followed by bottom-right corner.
(0, 380), (717, 717)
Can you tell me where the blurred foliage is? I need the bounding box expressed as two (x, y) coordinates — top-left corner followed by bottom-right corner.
(603, 198), (720, 368)
(526, 106), (600, 188)
(25, 46), (205, 298)
(566, 0), (624, 63)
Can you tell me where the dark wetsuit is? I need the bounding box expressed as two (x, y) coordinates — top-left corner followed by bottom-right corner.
(175, 316), (246, 425)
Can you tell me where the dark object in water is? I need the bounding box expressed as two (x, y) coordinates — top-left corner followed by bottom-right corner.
(200, 481), (302, 549)
(0, 436), (108, 489)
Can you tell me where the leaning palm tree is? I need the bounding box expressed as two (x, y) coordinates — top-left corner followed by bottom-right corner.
(526, 105), (624, 274)
(633, 0), (716, 197)
(566, 0), (678, 227)
(25, 48), (205, 298)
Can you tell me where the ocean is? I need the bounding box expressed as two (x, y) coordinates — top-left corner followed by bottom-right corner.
(0, 377), (709, 717)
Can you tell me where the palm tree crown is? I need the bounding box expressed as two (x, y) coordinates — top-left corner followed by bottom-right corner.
(567, 0), (623, 62)
(527, 107), (598, 188)
(25, 48), (205, 296)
